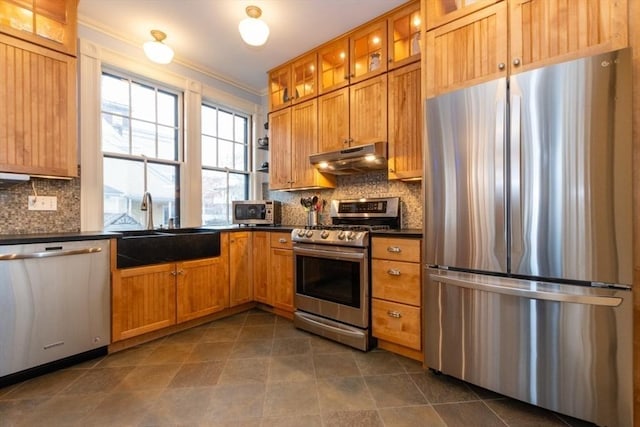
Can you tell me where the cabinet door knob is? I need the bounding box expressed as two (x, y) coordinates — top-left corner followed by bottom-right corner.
(513, 58), (521, 66)
(387, 246), (401, 253)
(498, 62), (506, 70)
(177, 269), (185, 275)
(279, 238), (287, 243)
(387, 269), (401, 276)
(387, 310), (402, 318)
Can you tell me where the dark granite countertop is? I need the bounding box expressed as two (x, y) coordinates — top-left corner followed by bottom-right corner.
(0, 226), (421, 245)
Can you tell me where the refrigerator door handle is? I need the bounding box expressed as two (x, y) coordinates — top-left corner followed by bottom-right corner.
(509, 92), (523, 267)
(428, 270), (623, 307)
(495, 87), (507, 267)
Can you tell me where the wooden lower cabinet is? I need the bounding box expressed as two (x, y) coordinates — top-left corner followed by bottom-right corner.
(252, 231), (271, 304)
(112, 263), (177, 342)
(229, 231), (253, 306)
(372, 299), (421, 350)
(177, 257), (229, 323)
(371, 236), (422, 360)
(269, 232), (294, 313)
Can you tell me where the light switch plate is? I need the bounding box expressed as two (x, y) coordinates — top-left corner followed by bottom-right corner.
(28, 195), (57, 211)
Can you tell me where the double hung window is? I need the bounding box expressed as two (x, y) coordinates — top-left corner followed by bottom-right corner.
(101, 71), (181, 230)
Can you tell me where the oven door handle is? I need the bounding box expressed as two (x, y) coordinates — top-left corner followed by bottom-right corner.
(293, 246), (365, 262)
(297, 313), (366, 338)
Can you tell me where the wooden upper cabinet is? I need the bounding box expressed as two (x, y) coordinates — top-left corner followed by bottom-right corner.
(268, 99), (335, 190)
(349, 18), (387, 84)
(349, 73), (387, 146)
(0, 34), (77, 176)
(268, 52), (317, 112)
(268, 108), (292, 189)
(318, 37), (350, 95)
(425, 0), (502, 30)
(388, 1), (422, 70)
(0, 0), (77, 56)
(425, 2), (508, 98)
(388, 62), (422, 180)
(268, 64), (292, 112)
(508, 0), (628, 74)
(318, 87), (349, 152)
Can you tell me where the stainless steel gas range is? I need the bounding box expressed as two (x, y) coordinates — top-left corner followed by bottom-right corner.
(291, 197), (400, 351)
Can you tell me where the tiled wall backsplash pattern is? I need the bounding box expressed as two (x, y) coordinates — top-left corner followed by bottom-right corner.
(0, 178), (80, 235)
(266, 171), (423, 229)
(0, 171), (422, 234)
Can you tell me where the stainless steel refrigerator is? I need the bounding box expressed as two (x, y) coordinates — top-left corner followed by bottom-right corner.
(423, 48), (633, 426)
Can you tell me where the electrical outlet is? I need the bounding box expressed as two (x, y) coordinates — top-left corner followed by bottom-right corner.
(28, 196), (57, 211)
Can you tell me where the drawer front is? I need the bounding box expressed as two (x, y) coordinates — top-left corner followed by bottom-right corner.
(372, 237), (421, 262)
(372, 299), (421, 350)
(270, 232), (293, 249)
(372, 260), (421, 306)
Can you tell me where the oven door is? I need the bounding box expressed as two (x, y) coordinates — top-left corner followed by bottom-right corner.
(293, 243), (368, 328)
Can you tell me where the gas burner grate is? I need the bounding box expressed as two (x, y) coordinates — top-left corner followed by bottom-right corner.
(303, 224), (392, 232)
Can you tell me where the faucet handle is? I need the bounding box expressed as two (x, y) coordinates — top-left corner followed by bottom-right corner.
(168, 218), (175, 229)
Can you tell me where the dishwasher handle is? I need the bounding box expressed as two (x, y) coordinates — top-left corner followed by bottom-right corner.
(0, 247), (103, 260)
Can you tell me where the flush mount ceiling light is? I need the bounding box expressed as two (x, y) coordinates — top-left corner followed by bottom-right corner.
(238, 5), (270, 47)
(143, 29), (174, 64)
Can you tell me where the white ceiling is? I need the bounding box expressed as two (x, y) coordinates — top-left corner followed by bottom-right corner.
(77, 0), (408, 95)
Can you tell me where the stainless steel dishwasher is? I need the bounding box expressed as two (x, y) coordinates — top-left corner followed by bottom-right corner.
(0, 239), (110, 385)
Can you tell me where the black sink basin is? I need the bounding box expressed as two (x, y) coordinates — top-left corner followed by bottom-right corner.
(116, 229), (220, 268)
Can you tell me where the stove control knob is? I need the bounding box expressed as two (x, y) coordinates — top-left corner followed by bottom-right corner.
(320, 230), (330, 239)
(345, 231), (355, 240)
(305, 230), (314, 238)
(337, 231), (346, 240)
(297, 229), (306, 237)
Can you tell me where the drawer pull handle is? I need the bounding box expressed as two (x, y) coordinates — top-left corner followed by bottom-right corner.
(387, 310), (402, 318)
(279, 238), (287, 243)
(387, 246), (401, 253)
(387, 269), (401, 276)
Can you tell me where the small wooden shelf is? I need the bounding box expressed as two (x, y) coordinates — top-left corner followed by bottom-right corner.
(257, 168), (269, 173)
(257, 145), (269, 151)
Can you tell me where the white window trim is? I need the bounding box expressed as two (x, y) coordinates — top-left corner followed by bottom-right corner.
(79, 38), (262, 231)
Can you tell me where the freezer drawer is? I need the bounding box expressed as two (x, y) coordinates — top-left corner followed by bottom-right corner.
(425, 268), (632, 427)
(0, 240), (111, 379)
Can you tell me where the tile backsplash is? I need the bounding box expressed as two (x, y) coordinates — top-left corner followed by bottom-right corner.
(0, 177), (80, 234)
(265, 171), (423, 229)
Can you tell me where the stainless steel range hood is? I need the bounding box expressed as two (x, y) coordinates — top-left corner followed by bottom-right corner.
(0, 173), (30, 187)
(309, 141), (387, 175)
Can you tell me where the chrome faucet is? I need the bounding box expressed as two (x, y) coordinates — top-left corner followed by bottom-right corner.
(140, 191), (154, 230)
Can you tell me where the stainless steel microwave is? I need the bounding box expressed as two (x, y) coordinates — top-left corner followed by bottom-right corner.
(232, 200), (282, 225)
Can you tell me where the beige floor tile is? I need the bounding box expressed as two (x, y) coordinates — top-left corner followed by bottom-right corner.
(202, 326), (241, 342)
(263, 381), (320, 418)
(60, 366), (133, 395)
(95, 346), (155, 368)
(144, 387), (215, 425)
(271, 338), (311, 356)
(317, 376), (376, 413)
(189, 341), (235, 362)
(218, 358), (269, 385)
(143, 343), (196, 365)
(237, 325), (275, 341)
(433, 401), (507, 427)
(313, 353), (360, 378)
(117, 364), (181, 391)
(353, 350), (404, 375)
(268, 355), (315, 383)
(6, 369), (86, 399)
(378, 405), (446, 427)
(18, 393), (106, 426)
(207, 383), (266, 421)
(260, 414), (323, 427)
(82, 390), (162, 426)
(244, 312), (277, 326)
(321, 409), (384, 427)
(168, 361), (225, 388)
(409, 371), (477, 404)
(484, 398), (569, 426)
(230, 339), (273, 359)
(364, 373), (428, 408)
